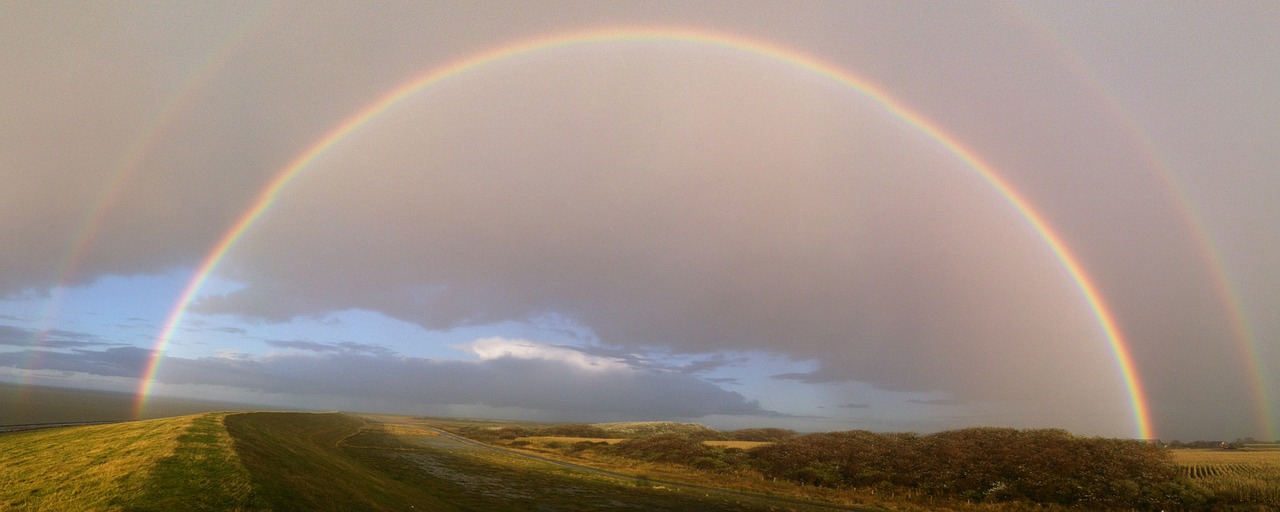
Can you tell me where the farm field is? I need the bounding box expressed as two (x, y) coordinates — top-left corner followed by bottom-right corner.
(1172, 448), (1280, 507)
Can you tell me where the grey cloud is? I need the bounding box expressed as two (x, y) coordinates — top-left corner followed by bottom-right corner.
(0, 324), (112, 349)
(0, 347), (150, 377)
(1, 345), (772, 420)
(839, 403), (871, 409)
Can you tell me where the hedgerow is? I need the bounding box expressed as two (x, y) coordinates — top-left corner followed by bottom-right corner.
(749, 427), (1210, 509)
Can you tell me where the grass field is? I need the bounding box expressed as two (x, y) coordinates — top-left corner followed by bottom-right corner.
(0, 413), (255, 511)
(12, 410), (1279, 511)
(1172, 448), (1280, 507)
(1, 412), (855, 511)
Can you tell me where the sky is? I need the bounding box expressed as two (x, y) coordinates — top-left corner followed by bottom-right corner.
(1, 1), (1276, 441)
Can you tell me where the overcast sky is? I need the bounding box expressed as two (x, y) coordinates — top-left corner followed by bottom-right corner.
(2, 1), (1276, 441)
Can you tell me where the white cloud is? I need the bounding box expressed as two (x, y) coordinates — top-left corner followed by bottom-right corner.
(461, 337), (631, 373)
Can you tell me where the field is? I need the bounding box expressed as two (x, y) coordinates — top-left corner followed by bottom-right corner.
(9, 409), (1280, 511)
(1, 412), (858, 511)
(1172, 447), (1280, 507)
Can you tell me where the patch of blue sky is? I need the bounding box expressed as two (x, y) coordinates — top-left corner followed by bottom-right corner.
(0, 271), (190, 347)
(169, 308), (586, 361)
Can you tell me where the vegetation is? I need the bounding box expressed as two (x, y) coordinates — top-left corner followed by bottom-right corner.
(750, 428), (1210, 509)
(0, 413), (255, 511)
(1173, 446), (1280, 508)
(2, 412), (844, 511)
(476, 424), (1222, 510)
(11, 410), (1280, 510)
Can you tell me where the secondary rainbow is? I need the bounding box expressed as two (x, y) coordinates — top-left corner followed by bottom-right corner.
(135, 26), (1155, 438)
(1012, 4), (1273, 440)
(1035, 12), (1271, 440)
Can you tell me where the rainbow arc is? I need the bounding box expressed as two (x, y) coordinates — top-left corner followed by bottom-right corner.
(135, 26), (1153, 439)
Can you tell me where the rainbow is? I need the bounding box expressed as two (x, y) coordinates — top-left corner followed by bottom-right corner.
(11, 5), (272, 401)
(1013, 5), (1274, 440)
(135, 26), (1154, 438)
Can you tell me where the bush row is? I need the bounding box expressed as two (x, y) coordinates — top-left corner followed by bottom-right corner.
(450, 423), (796, 443)
(587, 427), (1209, 509)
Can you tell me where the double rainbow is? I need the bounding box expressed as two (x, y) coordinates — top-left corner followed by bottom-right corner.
(134, 26), (1153, 439)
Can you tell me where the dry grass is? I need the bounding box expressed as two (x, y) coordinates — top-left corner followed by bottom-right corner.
(0, 413), (255, 511)
(0, 416), (190, 510)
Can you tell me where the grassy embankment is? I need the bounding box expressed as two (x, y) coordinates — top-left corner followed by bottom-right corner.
(0, 413), (254, 511)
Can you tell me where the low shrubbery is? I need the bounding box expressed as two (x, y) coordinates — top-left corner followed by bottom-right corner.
(514, 425), (1208, 509)
(451, 422), (1214, 508)
(749, 427), (1209, 508)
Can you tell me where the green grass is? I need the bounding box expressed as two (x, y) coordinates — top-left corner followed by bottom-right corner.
(223, 412), (453, 510)
(0, 413), (255, 511)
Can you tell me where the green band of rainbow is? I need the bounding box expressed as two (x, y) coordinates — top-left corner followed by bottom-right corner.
(134, 26), (1153, 439)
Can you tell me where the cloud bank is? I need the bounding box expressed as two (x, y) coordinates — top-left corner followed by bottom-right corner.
(0, 337), (770, 420)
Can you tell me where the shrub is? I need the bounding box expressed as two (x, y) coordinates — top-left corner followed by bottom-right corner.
(727, 428), (798, 442)
(748, 427), (1207, 508)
